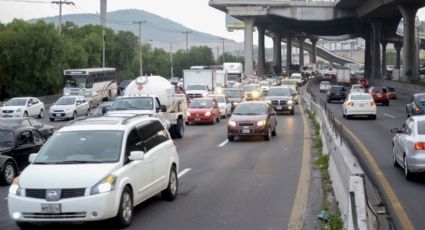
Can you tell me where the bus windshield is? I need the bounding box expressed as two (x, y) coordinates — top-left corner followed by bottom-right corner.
(64, 75), (88, 88)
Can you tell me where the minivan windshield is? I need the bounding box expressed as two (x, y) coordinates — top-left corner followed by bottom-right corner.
(190, 99), (213, 108)
(233, 103), (267, 115)
(56, 97), (76, 105)
(34, 131), (124, 164)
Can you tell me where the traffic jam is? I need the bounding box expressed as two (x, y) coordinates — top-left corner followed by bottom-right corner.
(0, 64), (305, 228)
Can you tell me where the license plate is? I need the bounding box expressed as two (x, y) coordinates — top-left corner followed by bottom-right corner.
(377, 94), (382, 97)
(242, 129), (250, 134)
(194, 118), (201, 121)
(277, 106), (282, 110)
(359, 104), (365, 107)
(41, 203), (61, 214)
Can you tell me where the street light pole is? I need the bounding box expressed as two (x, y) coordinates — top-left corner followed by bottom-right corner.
(170, 42), (174, 78)
(133, 20), (146, 76)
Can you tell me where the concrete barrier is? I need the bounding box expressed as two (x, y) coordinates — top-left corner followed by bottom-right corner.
(371, 79), (425, 96)
(302, 82), (368, 230)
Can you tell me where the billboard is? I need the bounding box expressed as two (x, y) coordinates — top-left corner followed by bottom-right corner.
(226, 14), (245, 31)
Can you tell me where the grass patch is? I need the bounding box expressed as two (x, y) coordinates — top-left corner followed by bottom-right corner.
(307, 109), (343, 230)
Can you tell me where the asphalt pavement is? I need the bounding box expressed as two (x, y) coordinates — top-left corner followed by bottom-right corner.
(310, 81), (425, 229)
(0, 106), (311, 230)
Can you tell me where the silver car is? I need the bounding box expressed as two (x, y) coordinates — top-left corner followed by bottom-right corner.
(49, 96), (90, 121)
(391, 116), (425, 180)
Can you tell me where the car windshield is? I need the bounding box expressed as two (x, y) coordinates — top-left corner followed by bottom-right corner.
(213, 96), (225, 103)
(321, 81), (330, 85)
(56, 97), (76, 105)
(372, 88), (387, 93)
(186, 85), (207, 90)
(291, 75), (301, 79)
(222, 90), (241, 98)
(110, 97), (154, 111)
(233, 103), (267, 115)
(268, 88), (292, 96)
(281, 80), (297, 86)
(352, 86), (363, 89)
(190, 99), (213, 108)
(34, 131), (123, 164)
(243, 85), (258, 92)
(331, 87), (345, 92)
(0, 130), (14, 148)
(351, 95), (372, 100)
(5, 98), (27, 106)
(260, 82), (269, 87)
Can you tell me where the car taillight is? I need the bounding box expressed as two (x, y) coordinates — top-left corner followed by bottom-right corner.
(414, 142), (425, 150)
(415, 104), (422, 112)
(371, 101), (376, 107)
(348, 101), (353, 107)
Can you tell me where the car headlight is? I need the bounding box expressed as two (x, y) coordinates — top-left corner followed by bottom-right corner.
(187, 112), (191, 116)
(205, 111), (211, 116)
(16, 108), (21, 112)
(257, 119), (267, 127)
(90, 175), (117, 195)
(266, 100), (272, 104)
(288, 100), (293, 105)
(228, 120), (237, 127)
(9, 178), (21, 196)
(65, 107), (72, 112)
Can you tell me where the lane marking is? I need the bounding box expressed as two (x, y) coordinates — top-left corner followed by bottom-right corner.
(334, 118), (414, 230)
(287, 105), (311, 230)
(178, 168), (191, 179)
(383, 113), (395, 119)
(218, 140), (228, 147)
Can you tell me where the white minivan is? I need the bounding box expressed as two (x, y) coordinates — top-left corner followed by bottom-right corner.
(8, 115), (179, 228)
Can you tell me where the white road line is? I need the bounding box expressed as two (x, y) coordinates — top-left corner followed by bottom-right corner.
(178, 168), (191, 179)
(383, 113), (395, 119)
(218, 140), (229, 147)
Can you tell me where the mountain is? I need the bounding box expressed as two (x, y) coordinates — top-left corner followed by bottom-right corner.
(28, 9), (243, 55)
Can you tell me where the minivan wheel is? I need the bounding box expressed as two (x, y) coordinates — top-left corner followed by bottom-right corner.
(1, 161), (16, 185)
(115, 186), (133, 228)
(162, 166), (178, 201)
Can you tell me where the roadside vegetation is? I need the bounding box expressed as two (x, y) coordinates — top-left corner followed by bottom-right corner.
(0, 20), (243, 100)
(308, 110), (343, 230)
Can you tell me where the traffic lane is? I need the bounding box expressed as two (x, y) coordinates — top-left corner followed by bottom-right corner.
(312, 83), (425, 228)
(130, 108), (305, 229)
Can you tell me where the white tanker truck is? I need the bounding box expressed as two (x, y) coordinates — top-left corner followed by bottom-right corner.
(107, 75), (187, 138)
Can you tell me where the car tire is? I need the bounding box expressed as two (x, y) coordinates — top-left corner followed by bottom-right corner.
(86, 108), (90, 116)
(404, 156), (413, 181)
(346, 115), (351, 120)
(0, 161), (16, 186)
(49, 117), (55, 122)
(290, 110), (295, 115)
(23, 112), (28, 117)
(271, 126), (277, 136)
(115, 186), (133, 228)
(228, 135), (235, 142)
(72, 111), (77, 120)
(393, 150), (399, 168)
(372, 115), (377, 120)
(38, 109), (44, 118)
(174, 119), (184, 139)
(216, 115), (220, 123)
(161, 165), (178, 201)
(264, 127), (272, 141)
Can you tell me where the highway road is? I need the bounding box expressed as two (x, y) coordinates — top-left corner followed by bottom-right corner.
(309, 80), (425, 229)
(0, 106), (316, 229)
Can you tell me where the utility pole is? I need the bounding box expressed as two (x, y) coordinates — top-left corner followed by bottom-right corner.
(133, 20), (146, 76)
(100, 0), (107, 68)
(181, 31), (192, 52)
(51, 0), (75, 35)
(222, 38), (225, 63)
(170, 42), (174, 78)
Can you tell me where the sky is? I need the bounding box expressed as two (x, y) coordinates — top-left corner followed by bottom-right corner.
(1, 0), (425, 48)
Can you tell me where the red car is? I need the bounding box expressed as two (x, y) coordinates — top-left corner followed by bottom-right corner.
(227, 101), (277, 141)
(187, 98), (220, 125)
(368, 86), (390, 106)
(358, 79), (369, 88)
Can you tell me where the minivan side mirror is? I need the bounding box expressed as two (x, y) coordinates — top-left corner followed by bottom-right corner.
(28, 153), (38, 163)
(128, 151), (145, 161)
(390, 128), (402, 134)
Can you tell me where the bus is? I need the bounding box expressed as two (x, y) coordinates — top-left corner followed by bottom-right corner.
(63, 68), (118, 108)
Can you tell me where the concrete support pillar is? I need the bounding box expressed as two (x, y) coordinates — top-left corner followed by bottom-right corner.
(310, 38), (318, 64)
(370, 20), (382, 79)
(273, 33), (282, 74)
(298, 37), (306, 69)
(243, 18), (254, 77)
(394, 42), (403, 69)
(286, 35), (292, 75)
(364, 29), (372, 79)
(399, 5), (419, 82)
(257, 26), (266, 77)
(381, 41), (387, 79)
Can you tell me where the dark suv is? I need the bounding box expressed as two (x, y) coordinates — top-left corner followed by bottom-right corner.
(326, 85), (347, 103)
(369, 86), (389, 106)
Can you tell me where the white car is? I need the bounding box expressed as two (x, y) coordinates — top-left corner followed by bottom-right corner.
(1, 97), (45, 119)
(290, 73), (303, 84)
(259, 81), (270, 94)
(342, 93), (376, 119)
(49, 96), (90, 121)
(8, 116), (179, 228)
(391, 116), (425, 180)
(319, 81), (331, 93)
(350, 84), (365, 94)
(208, 94), (231, 118)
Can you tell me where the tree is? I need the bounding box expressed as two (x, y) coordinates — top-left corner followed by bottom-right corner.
(217, 52), (244, 65)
